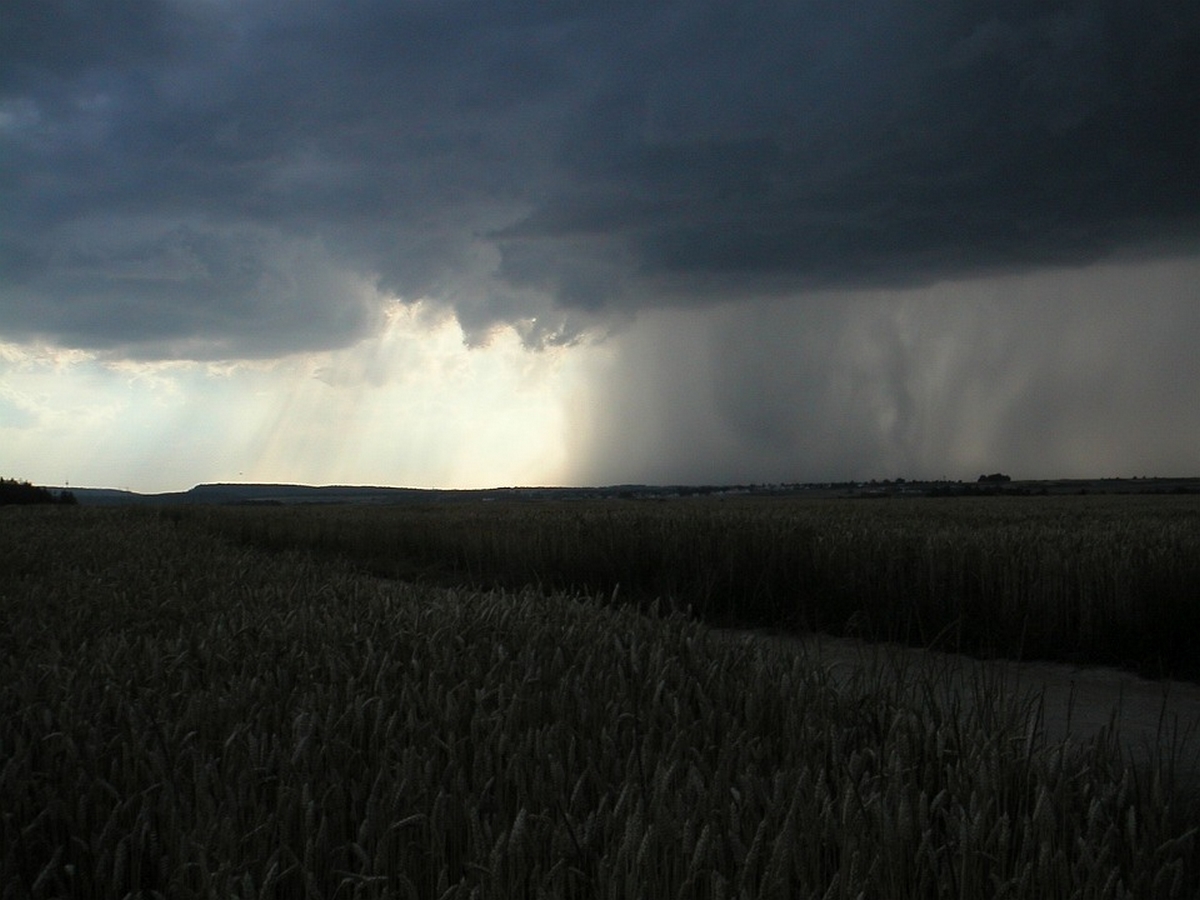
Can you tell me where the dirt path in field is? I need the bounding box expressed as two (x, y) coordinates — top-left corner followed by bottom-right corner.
(709, 627), (1200, 787)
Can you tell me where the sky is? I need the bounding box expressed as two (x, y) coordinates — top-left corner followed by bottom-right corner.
(2, 1), (1198, 492)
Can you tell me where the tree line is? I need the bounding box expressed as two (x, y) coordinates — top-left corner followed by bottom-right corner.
(0, 478), (77, 506)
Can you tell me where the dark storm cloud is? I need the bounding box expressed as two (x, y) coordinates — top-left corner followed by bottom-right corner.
(506, 2), (1200, 299)
(2, 0), (1198, 355)
(1, 1), (170, 86)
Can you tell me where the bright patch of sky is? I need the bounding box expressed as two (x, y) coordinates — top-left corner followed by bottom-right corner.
(1, 305), (591, 492)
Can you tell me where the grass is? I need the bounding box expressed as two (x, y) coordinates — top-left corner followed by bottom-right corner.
(2, 505), (1198, 898)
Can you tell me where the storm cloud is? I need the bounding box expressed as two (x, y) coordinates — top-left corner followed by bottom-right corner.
(3, 1), (1200, 489)
(3, 0), (1198, 355)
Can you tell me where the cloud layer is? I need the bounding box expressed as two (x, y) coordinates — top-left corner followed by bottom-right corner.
(4, 1), (1198, 356)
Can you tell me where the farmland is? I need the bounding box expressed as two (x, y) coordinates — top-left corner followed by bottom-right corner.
(3, 498), (1199, 897)
(214, 494), (1200, 679)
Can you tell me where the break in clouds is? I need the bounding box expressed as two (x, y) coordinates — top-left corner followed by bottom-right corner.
(2, 0), (1199, 482)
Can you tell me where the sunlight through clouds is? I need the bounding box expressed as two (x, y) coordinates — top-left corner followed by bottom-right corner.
(1, 306), (590, 492)
(3, 2), (1198, 489)
(241, 303), (586, 489)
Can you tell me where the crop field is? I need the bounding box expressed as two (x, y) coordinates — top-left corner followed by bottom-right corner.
(2, 500), (1199, 898)
(214, 494), (1200, 679)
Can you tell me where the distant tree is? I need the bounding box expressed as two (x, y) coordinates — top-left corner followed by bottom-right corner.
(0, 478), (78, 505)
(977, 473), (1012, 484)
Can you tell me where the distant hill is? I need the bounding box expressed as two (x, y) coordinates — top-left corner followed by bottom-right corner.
(56, 487), (150, 506)
(63, 483), (453, 506)
(60, 482), (795, 506)
(49, 477), (1200, 506)
(60, 483), (631, 506)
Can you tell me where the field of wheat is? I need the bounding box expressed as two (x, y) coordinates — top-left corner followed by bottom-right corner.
(213, 494), (1200, 678)
(2, 504), (1198, 898)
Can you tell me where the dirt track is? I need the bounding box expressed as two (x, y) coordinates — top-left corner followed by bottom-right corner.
(710, 627), (1200, 788)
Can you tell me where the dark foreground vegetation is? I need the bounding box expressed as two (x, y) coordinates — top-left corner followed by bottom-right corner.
(1, 506), (1198, 898)
(210, 494), (1200, 681)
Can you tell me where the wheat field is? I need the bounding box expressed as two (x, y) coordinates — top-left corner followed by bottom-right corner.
(216, 495), (1200, 678)
(2, 505), (1197, 898)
